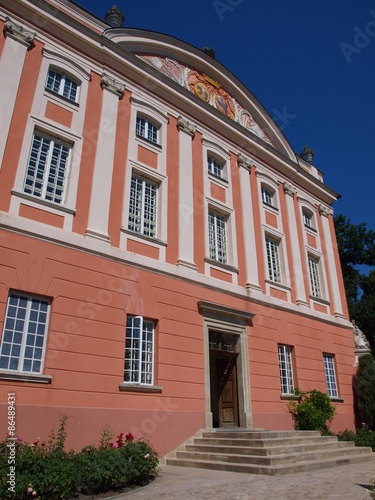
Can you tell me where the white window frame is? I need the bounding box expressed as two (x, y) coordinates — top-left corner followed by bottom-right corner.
(127, 172), (158, 238)
(278, 344), (294, 395)
(208, 209), (228, 264)
(303, 210), (312, 228)
(323, 354), (338, 398)
(0, 293), (50, 374)
(208, 155), (224, 179)
(308, 254), (322, 298)
(266, 236), (281, 283)
(23, 130), (72, 205)
(124, 315), (155, 385)
(45, 67), (80, 103)
(262, 186), (274, 207)
(136, 115), (159, 144)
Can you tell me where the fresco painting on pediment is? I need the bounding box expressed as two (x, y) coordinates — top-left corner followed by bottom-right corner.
(139, 54), (272, 146)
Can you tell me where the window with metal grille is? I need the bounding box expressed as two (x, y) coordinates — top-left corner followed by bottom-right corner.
(23, 132), (71, 205)
(45, 68), (80, 103)
(124, 316), (154, 385)
(278, 344), (294, 395)
(0, 293), (50, 374)
(208, 210), (228, 264)
(136, 116), (159, 144)
(308, 255), (321, 298)
(208, 156), (224, 178)
(266, 236), (281, 282)
(323, 354), (338, 398)
(128, 174), (158, 237)
(262, 186), (274, 206)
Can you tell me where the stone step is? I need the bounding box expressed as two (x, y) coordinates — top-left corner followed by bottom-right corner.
(196, 435), (338, 448)
(201, 430), (320, 440)
(166, 452), (375, 476)
(185, 439), (354, 457)
(175, 444), (371, 466)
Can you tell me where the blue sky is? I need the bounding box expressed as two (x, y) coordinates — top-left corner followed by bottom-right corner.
(75, 0), (375, 231)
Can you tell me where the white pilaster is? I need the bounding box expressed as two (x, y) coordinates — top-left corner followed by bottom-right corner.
(177, 116), (197, 270)
(319, 205), (345, 318)
(237, 154), (261, 292)
(86, 74), (125, 242)
(284, 183), (309, 306)
(0, 18), (36, 170)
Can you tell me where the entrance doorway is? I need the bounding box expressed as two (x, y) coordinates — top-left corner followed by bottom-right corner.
(209, 331), (239, 428)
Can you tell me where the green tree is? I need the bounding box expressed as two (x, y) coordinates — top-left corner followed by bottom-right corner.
(334, 214), (375, 352)
(356, 354), (375, 430)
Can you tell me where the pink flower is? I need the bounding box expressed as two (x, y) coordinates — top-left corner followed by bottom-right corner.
(144, 453), (150, 459)
(112, 443), (118, 448)
(17, 436), (23, 442)
(27, 487), (33, 493)
(32, 492), (37, 498)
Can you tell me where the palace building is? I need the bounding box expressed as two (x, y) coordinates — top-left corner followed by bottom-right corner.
(0, 0), (355, 455)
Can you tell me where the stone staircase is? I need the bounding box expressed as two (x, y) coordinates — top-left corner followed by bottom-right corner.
(164, 429), (374, 475)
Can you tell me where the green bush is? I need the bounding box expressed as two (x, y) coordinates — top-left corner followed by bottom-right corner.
(336, 425), (375, 451)
(289, 388), (336, 432)
(0, 417), (158, 499)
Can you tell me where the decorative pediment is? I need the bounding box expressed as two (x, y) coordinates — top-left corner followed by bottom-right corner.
(138, 55), (272, 146)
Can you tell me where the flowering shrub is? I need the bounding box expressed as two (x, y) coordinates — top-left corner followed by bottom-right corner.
(337, 423), (375, 451)
(0, 416), (158, 499)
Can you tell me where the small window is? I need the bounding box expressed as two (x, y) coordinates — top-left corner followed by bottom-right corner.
(262, 186), (274, 207)
(45, 68), (80, 103)
(23, 131), (72, 205)
(308, 255), (321, 298)
(0, 293), (50, 374)
(124, 316), (155, 385)
(208, 155), (224, 178)
(323, 354), (338, 398)
(136, 116), (159, 144)
(303, 210), (313, 228)
(208, 209), (228, 264)
(266, 236), (281, 283)
(128, 173), (158, 238)
(278, 345), (294, 395)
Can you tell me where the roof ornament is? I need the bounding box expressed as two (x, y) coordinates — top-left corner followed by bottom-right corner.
(300, 145), (314, 164)
(105, 5), (125, 28)
(201, 47), (216, 59)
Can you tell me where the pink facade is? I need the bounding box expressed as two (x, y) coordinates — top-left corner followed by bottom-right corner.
(0, 0), (355, 457)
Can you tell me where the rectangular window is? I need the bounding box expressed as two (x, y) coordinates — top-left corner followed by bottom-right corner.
(128, 174), (158, 237)
(262, 187), (274, 206)
(208, 210), (227, 264)
(136, 116), (159, 144)
(124, 316), (154, 385)
(0, 293), (50, 374)
(308, 255), (321, 298)
(23, 132), (71, 205)
(303, 210), (312, 228)
(266, 236), (281, 282)
(208, 156), (224, 178)
(324, 354), (338, 398)
(278, 345), (294, 395)
(45, 69), (79, 103)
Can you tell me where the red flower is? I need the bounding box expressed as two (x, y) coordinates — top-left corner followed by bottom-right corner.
(116, 433), (124, 448)
(125, 432), (134, 443)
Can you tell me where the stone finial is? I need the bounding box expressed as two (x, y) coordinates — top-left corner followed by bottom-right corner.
(3, 17), (36, 47)
(176, 116), (196, 137)
(100, 73), (125, 98)
(284, 182), (296, 197)
(300, 145), (315, 164)
(201, 47), (216, 59)
(237, 153), (252, 171)
(104, 5), (125, 28)
(319, 204), (331, 218)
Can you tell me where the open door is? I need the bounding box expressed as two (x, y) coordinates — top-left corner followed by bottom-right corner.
(217, 355), (239, 427)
